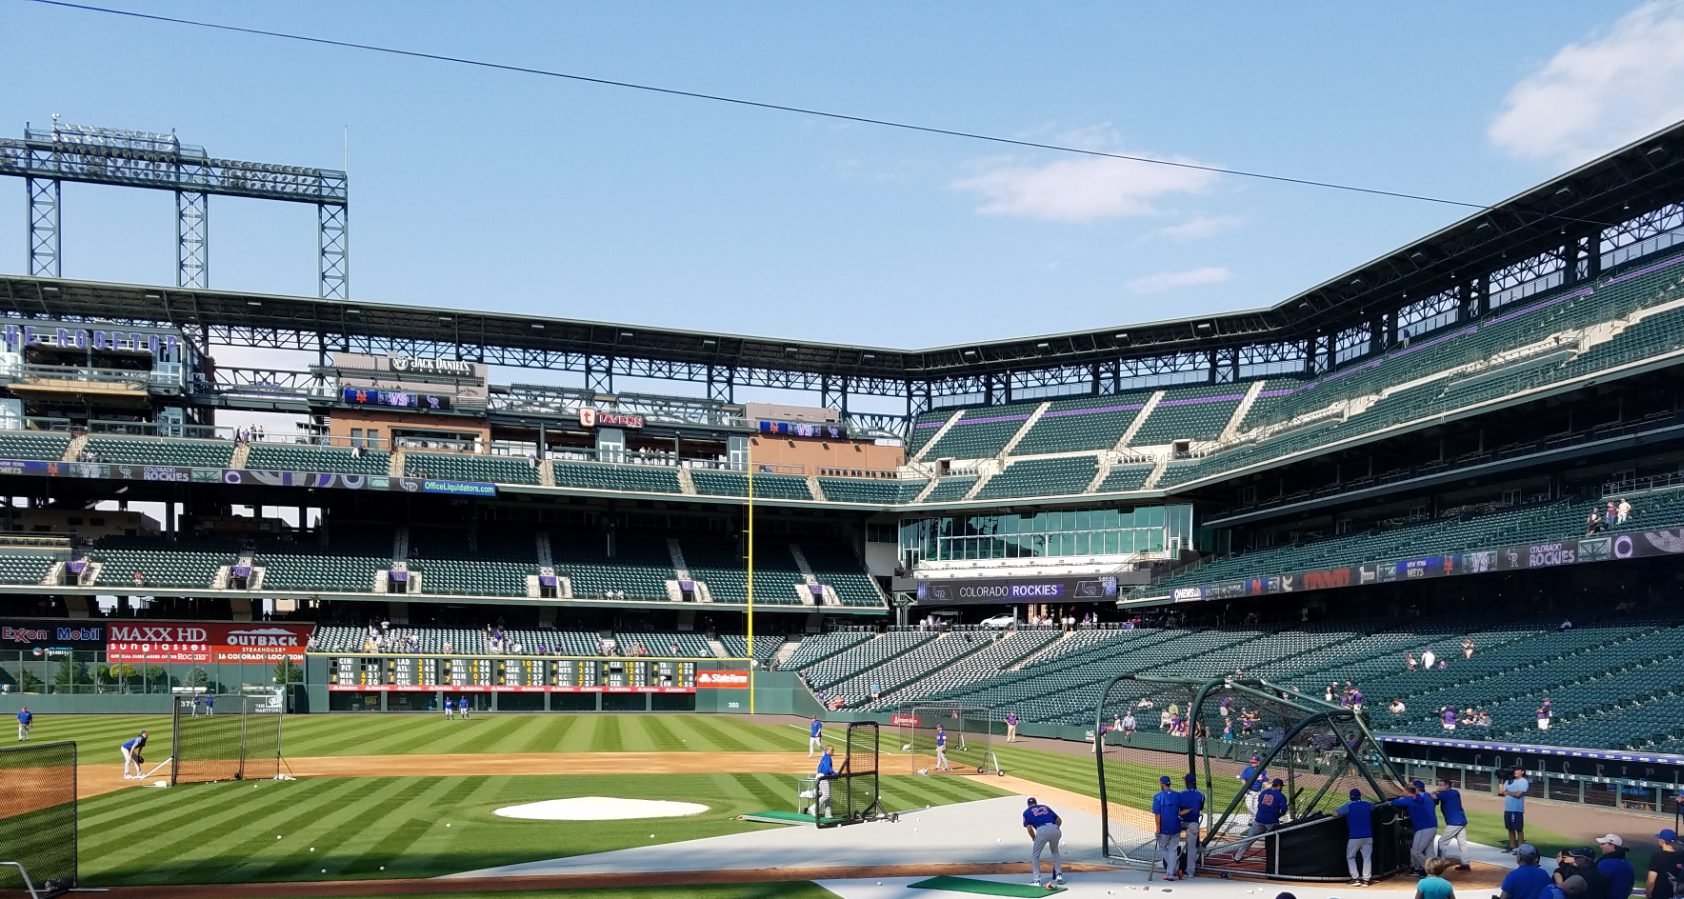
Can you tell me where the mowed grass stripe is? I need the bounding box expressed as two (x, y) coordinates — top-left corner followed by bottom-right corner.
(638, 713), (685, 751)
(514, 713), (576, 753)
(597, 714), (625, 752)
(225, 776), (447, 882)
(679, 714), (756, 752)
(83, 777), (396, 883)
(285, 715), (427, 756)
(349, 776), (493, 877)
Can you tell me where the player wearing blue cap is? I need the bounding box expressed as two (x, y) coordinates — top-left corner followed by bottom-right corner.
(120, 729), (149, 780)
(1238, 755), (1267, 818)
(808, 717), (823, 757)
(1336, 787), (1376, 886)
(1231, 777), (1287, 860)
(934, 724), (950, 773)
(1434, 777), (1470, 870)
(1154, 775), (1185, 880)
(814, 744), (849, 819)
(1178, 772), (1206, 877)
(443, 697), (454, 720)
(15, 705), (30, 741)
(1023, 797), (1065, 889)
(1393, 780), (1438, 873)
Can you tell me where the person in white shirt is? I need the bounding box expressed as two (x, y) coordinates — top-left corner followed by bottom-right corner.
(1422, 648), (1436, 669)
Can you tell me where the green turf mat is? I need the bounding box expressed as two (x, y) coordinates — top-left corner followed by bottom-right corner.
(741, 810), (818, 825)
(908, 875), (1066, 896)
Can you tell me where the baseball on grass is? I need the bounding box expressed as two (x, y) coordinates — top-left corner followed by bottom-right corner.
(309, 847), (315, 852)
(445, 823), (451, 828)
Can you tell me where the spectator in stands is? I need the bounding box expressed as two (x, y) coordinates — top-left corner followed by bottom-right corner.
(1500, 845), (1551, 899)
(1406, 651), (1419, 671)
(1416, 857), (1456, 899)
(1389, 698), (1406, 715)
(1463, 637), (1476, 660)
(1122, 711), (1137, 742)
(1349, 687), (1365, 714)
(1556, 849), (1609, 899)
(1588, 508), (1604, 535)
(1326, 683), (1338, 703)
(1422, 648), (1436, 670)
(1596, 835), (1636, 899)
(1560, 619), (1574, 631)
(1618, 497), (1632, 524)
(1608, 500), (1620, 528)
(1220, 719), (1234, 744)
(1476, 709), (1492, 727)
(1538, 698), (1553, 731)
(1441, 707), (1456, 731)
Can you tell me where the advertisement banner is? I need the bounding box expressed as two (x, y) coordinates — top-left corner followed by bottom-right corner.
(0, 619), (107, 652)
(916, 574), (1130, 606)
(696, 670), (750, 689)
(107, 622), (312, 664)
(889, 713), (920, 727)
(0, 457), (496, 499)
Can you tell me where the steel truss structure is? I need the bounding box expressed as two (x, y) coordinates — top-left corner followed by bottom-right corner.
(0, 122), (348, 297)
(2, 121), (1683, 432)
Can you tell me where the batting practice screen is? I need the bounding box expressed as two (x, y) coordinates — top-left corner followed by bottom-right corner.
(896, 702), (1001, 776)
(172, 692), (284, 785)
(1094, 675), (1407, 881)
(0, 740), (77, 890)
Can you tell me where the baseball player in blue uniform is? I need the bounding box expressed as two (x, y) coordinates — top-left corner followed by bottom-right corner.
(1178, 772), (1206, 877)
(1335, 788), (1376, 886)
(16, 706), (30, 741)
(1231, 777), (1287, 859)
(1434, 777), (1470, 869)
(1392, 780), (1438, 873)
(1154, 775), (1185, 880)
(205, 695), (215, 716)
(1238, 755), (1268, 817)
(120, 730), (149, 779)
(934, 724), (951, 772)
(444, 697), (455, 719)
(808, 718), (823, 757)
(814, 744), (848, 818)
(1023, 797), (1065, 889)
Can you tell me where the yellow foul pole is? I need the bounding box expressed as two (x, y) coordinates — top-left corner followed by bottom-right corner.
(745, 441), (756, 714)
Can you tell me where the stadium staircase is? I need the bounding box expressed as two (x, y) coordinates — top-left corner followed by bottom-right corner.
(388, 449), (406, 477)
(998, 402), (1051, 457)
(910, 409), (963, 463)
(229, 442), (251, 468)
(677, 468), (697, 495)
(61, 433), (86, 462)
(537, 459), (556, 487)
(1221, 381), (1268, 441)
(806, 475), (825, 501)
(1113, 390), (1163, 451)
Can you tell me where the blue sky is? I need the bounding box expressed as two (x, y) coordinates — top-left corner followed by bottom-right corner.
(4, 0), (1684, 354)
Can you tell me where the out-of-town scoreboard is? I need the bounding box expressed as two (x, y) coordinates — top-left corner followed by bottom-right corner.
(328, 656), (697, 693)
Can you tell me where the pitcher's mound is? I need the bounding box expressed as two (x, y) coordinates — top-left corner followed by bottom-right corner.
(493, 797), (709, 821)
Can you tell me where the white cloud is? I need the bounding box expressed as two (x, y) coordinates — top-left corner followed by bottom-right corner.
(1127, 266), (1232, 295)
(952, 128), (1218, 223)
(1157, 215), (1245, 241)
(1489, 1), (1684, 165)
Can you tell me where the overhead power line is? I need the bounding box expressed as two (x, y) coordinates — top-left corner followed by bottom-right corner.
(23, 0), (1618, 227)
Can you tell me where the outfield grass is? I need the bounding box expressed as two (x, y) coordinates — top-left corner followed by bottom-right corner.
(79, 771), (1004, 885)
(26, 712), (811, 760)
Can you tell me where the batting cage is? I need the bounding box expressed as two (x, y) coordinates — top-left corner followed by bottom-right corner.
(1095, 675), (1409, 882)
(895, 701), (1002, 776)
(0, 740), (77, 893)
(171, 691), (285, 786)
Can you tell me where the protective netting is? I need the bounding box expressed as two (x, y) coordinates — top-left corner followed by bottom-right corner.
(0, 740), (77, 890)
(897, 702), (1001, 776)
(172, 692), (284, 785)
(837, 721), (883, 824)
(1097, 676), (1406, 881)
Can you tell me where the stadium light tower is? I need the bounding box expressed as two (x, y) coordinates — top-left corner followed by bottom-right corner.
(0, 121), (350, 298)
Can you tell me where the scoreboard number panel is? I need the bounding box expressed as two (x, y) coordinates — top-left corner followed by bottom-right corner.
(328, 656), (699, 693)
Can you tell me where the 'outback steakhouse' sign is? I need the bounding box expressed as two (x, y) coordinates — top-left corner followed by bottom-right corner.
(389, 356), (475, 378)
(107, 623), (312, 664)
(578, 408), (646, 429)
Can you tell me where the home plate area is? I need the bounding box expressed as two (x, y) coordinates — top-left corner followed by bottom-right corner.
(457, 794), (1462, 898)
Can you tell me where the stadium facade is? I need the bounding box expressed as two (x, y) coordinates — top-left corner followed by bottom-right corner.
(0, 121), (1683, 800)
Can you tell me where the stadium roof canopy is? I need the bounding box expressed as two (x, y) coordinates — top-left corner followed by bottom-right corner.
(2, 121), (1682, 397)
